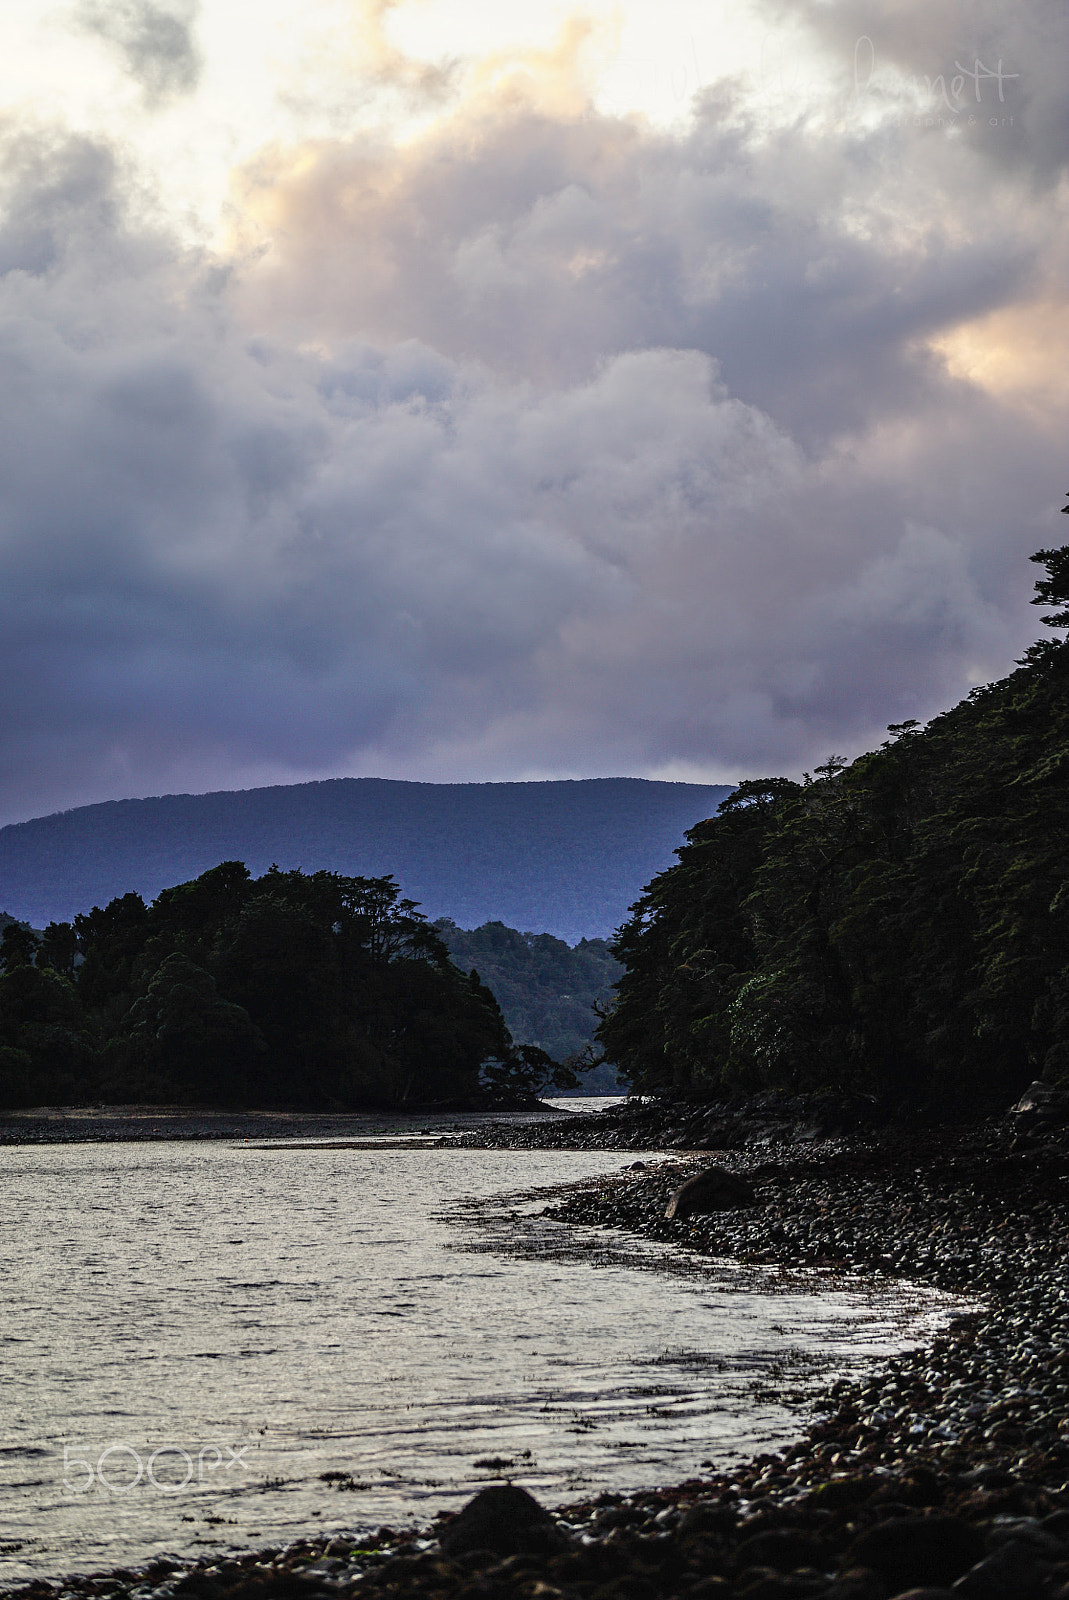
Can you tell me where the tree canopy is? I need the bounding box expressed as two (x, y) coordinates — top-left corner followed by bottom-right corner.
(598, 542), (1069, 1110)
(0, 866), (558, 1110)
(433, 919), (621, 1089)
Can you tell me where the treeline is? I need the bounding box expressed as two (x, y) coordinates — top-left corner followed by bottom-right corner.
(434, 920), (622, 1091)
(599, 543), (1069, 1109)
(0, 865), (581, 1110)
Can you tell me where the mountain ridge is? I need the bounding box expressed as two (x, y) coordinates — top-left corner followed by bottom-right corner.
(0, 776), (733, 941)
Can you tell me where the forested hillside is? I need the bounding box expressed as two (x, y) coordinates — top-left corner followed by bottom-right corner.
(599, 544), (1069, 1109)
(434, 920), (622, 1091)
(0, 778), (730, 941)
(0, 865), (578, 1111)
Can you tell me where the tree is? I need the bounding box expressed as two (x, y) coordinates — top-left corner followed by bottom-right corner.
(74, 893), (150, 1012)
(597, 780), (802, 1095)
(0, 964), (93, 1106)
(0, 923), (38, 971)
(37, 922), (79, 977)
(0, 861), (540, 1109)
(123, 954), (261, 1103)
(1030, 517), (1069, 630)
(433, 918), (619, 1070)
(599, 543), (1069, 1107)
(480, 1043), (580, 1104)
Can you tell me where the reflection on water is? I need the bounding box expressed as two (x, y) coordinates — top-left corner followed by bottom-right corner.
(0, 1141), (957, 1585)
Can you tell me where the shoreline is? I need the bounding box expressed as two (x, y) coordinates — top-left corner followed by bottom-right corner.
(5, 1106), (1069, 1599)
(0, 1105), (574, 1147)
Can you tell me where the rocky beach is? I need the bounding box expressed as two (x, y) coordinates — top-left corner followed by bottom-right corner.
(5, 1090), (1069, 1600)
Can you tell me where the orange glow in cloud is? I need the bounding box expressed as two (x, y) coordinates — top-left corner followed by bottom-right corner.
(932, 297), (1069, 418)
(225, 7), (622, 325)
(349, 0), (458, 99)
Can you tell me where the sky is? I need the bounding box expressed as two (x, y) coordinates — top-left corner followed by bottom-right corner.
(0, 0), (1067, 824)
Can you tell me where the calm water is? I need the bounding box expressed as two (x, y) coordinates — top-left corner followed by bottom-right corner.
(0, 1139), (957, 1585)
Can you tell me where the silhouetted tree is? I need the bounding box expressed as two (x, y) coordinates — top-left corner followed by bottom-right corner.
(600, 543), (1069, 1104)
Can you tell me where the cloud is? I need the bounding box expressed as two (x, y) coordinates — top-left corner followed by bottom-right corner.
(348, 0), (459, 105)
(0, 1), (1068, 824)
(233, 59), (1053, 447)
(767, 0), (1069, 179)
(72, 0), (202, 106)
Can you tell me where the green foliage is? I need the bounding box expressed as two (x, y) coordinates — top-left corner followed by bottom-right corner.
(1030, 528), (1069, 630)
(0, 922), (38, 970)
(37, 921), (79, 977)
(0, 866), (538, 1110)
(433, 920), (621, 1089)
(478, 1043), (579, 1101)
(123, 954), (262, 1105)
(600, 544), (1069, 1109)
(597, 779), (802, 1095)
(0, 964), (93, 1105)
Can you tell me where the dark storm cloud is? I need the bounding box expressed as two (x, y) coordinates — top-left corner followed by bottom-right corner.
(1, 1), (1067, 822)
(73, 0), (202, 105)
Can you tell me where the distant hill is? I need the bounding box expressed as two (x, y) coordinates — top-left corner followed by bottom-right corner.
(434, 920), (623, 1090)
(0, 778), (732, 941)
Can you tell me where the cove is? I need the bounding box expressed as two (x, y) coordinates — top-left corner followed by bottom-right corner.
(0, 1139), (959, 1586)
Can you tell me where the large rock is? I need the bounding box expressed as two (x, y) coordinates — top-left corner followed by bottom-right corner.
(1011, 1082), (1065, 1116)
(734, 1527), (826, 1572)
(437, 1485), (571, 1558)
(952, 1544), (1045, 1599)
(664, 1165), (757, 1219)
(845, 1515), (985, 1590)
(1009, 1082), (1069, 1148)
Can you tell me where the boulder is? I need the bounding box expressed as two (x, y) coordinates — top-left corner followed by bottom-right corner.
(876, 1592), (955, 1600)
(437, 1485), (571, 1558)
(951, 1545), (1044, 1600)
(1011, 1082), (1068, 1118)
(695, 1119), (744, 1150)
(734, 1527), (826, 1573)
(845, 1515), (985, 1591)
(664, 1165), (757, 1218)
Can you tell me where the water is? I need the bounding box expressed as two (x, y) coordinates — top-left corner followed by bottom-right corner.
(0, 1139), (958, 1586)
